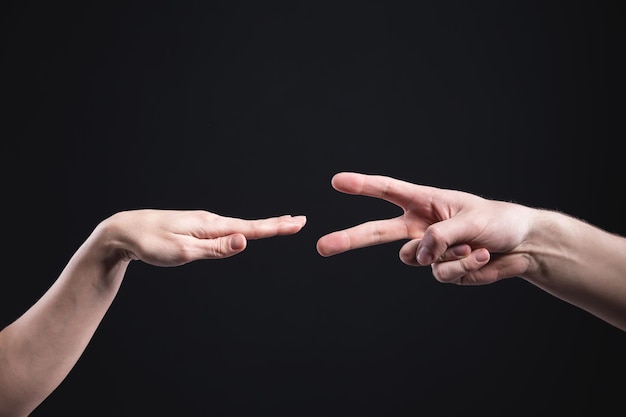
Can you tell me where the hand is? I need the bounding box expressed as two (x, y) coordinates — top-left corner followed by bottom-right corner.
(316, 172), (535, 285)
(101, 209), (307, 267)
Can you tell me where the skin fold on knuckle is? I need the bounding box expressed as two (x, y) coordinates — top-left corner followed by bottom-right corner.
(423, 225), (448, 257)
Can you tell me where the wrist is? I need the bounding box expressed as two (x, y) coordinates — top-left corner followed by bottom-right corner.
(75, 214), (132, 290)
(520, 208), (580, 284)
(91, 213), (136, 264)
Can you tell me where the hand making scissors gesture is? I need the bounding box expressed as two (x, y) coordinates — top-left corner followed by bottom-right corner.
(317, 171), (626, 333)
(316, 171), (534, 285)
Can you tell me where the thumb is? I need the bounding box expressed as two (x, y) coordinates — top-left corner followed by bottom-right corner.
(206, 233), (248, 259)
(416, 215), (476, 265)
(228, 233), (247, 252)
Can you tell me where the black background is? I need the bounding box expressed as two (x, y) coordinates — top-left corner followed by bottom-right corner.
(1, 1), (625, 416)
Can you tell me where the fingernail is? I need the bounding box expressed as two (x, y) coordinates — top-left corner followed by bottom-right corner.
(292, 215), (307, 225)
(417, 248), (432, 265)
(230, 234), (246, 250)
(475, 250), (490, 262)
(451, 245), (469, 257)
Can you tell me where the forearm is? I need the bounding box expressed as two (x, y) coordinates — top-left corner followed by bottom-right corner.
(0, 225), (128, 417)
(522, 209), (626, 331)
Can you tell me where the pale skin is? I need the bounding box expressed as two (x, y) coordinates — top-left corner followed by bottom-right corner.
(2, 176), (625, 416)
(0, 209), (306, 417)
(316, 172), (626, 332)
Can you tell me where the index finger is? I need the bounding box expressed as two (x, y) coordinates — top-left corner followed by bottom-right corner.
(331, 172), (436, 209)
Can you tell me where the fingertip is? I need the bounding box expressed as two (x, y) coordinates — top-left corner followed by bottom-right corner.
(331, 171), (356, 184)
(293, 215), (307, 228)
(399, 249), (415, 265)
(316, 239), (331, 257)
(449, 243), (472, 258)
(416, 247), (434, 265)
(331, 172), (364, 194)
(317, 235), (344, 257)
(280, 216), (307, 235)
(330, 172), (343, 188)
(474, 248), (490, 263)
(230, 234), (247, 251)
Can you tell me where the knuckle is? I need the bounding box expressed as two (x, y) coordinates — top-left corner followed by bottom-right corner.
(431, 263), (455, 283)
